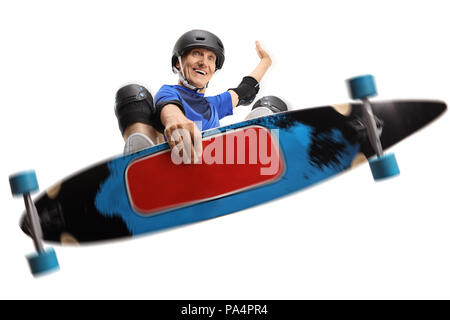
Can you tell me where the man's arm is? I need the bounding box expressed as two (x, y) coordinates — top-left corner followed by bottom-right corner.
(160, 104), (202, 163)
(228, 41), (272, 108)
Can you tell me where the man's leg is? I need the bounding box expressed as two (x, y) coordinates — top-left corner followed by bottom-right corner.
(115, 84), (164, 154)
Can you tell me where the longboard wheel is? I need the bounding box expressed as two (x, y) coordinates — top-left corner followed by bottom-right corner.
(347, 75), (377, 100)
(369, 153), (400, 181)
(26, 248), (59, 276)
(9, 170), (39, 196)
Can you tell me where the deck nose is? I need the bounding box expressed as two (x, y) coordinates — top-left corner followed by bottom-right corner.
(20, 195), (66, 243)
(434, 100), (447, 115)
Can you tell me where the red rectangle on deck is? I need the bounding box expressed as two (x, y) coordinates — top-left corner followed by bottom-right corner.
(125, 126), (284, 215)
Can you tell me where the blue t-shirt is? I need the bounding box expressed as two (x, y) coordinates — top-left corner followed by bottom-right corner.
(154, 85), (233, 131)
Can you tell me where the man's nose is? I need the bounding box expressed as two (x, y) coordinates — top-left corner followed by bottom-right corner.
(197, 56), (206, 65)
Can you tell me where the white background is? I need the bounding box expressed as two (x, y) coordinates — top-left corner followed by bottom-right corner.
(1, 0), (449, 299)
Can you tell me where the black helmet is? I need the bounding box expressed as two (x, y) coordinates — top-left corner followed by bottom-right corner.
(252, 96), (288, 113)
(172, 29), (225, 72)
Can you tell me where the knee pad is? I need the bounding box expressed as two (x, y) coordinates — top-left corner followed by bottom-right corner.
(252, 96), (288, 113)
(245, 96), (288, 120)
(115, 84), (156, 135)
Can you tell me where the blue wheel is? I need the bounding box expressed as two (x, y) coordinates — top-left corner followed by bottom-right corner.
(347, 74), (377, 100)
(9, 170), (39, 196)
(369, 153), (400, 181)
(27, 248), (59, 276)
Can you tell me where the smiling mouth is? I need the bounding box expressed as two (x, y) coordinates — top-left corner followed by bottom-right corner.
(194, 69), (207, 76)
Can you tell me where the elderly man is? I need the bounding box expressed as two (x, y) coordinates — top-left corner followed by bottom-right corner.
(115, 29), (272, 159)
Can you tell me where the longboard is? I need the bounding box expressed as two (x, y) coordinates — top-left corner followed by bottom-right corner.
(20, 100), (446, 244)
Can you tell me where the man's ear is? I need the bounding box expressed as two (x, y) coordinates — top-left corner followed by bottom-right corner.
(175, 61), (180, 71)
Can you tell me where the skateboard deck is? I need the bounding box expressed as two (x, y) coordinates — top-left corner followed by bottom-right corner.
(21, 99), (446, 244)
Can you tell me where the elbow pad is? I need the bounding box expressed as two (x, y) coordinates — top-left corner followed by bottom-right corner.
(230, 76), (260, 106)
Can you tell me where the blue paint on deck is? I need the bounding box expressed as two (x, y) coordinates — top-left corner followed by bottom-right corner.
(95, 114), (359, 236)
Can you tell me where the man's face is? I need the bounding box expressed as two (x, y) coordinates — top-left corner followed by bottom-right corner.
(177, 48), (216, 89)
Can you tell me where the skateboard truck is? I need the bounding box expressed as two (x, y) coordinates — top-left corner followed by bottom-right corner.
(9, 170), (59, 276)
(347, 75), (400, 180)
